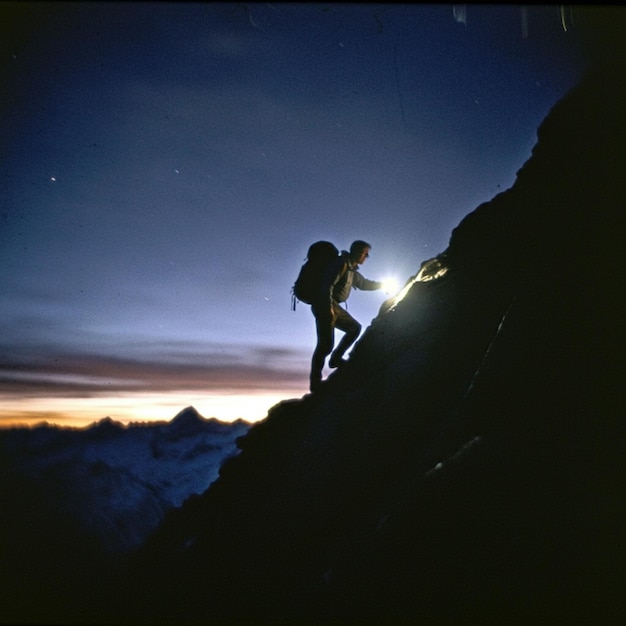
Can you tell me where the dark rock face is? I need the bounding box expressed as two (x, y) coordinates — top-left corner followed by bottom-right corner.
(112, 41), (625, 624)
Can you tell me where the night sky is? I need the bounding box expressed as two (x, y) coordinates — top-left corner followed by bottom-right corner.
(1, 3), (589, 426)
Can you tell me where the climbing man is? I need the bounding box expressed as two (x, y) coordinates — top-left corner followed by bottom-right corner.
(310, 240), (383, 392)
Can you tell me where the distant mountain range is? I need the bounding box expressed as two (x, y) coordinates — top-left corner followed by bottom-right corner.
(0, 407), (249, 623)
(1, 407), (249, 554)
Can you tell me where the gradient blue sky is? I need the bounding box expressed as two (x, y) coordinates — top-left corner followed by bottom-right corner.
(1, 3), (589, 426)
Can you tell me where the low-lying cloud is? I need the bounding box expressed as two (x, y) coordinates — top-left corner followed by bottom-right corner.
(0, 342), (308, 399)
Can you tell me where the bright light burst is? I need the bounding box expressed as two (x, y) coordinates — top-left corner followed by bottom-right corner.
(384, 257), (449, 312)
(381, 276), (400, 295)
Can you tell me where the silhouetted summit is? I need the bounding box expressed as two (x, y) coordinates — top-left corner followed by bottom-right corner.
(167, 405), (208, 433)
(110, 37), (625, 625)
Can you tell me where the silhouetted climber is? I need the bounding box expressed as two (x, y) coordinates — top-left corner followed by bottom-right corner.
(310, 240), (383, 392)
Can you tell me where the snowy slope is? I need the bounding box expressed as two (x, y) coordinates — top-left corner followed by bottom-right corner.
(0, 406), (250, 555)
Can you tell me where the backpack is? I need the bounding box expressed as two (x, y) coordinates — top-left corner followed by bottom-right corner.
(291, 241), (339, 309)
